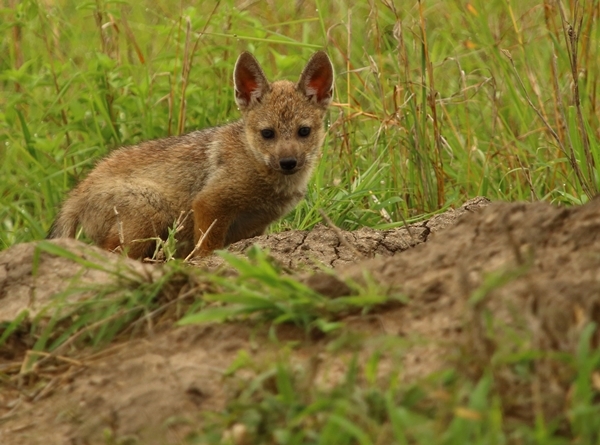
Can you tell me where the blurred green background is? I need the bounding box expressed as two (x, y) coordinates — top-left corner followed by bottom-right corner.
(1, 0), (599, 249)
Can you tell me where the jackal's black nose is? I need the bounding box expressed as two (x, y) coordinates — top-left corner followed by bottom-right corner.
(279, 157), (297, 171)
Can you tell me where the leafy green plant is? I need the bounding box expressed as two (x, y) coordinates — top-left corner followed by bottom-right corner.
(186, 350), (547, 445)
(179, 245), (400, 334)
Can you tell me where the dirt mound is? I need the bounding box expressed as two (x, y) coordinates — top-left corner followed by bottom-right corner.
(339, 198), (600, 346)
(203, 196), (491, 271)
(2, 197), (600, 444)
(335, 198), (600, 422)
(0, 197), (490, 324)
(0, 239), (159, 322)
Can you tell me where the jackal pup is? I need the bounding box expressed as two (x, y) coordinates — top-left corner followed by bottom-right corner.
(49, 51), (334, 258)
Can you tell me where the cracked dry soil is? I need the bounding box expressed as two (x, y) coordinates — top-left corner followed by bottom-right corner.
(1, 196), (600, 444)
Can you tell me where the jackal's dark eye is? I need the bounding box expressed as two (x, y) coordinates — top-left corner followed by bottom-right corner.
(261, 129), (275, 139)
(298, 126), (311, 137)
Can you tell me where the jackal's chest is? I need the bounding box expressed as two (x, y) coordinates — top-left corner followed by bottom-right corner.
(223, 191), (303, 246)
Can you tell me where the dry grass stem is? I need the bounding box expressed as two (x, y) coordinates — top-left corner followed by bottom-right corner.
(185, 218), (218, 261)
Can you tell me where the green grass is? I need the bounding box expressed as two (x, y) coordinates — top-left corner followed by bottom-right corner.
(186, 323), (600, 445)
(178, 245), (402, 333)
(2, 0), (599, 248)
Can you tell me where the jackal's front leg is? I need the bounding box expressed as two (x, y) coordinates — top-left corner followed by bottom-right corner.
(191, 195), (233, 257)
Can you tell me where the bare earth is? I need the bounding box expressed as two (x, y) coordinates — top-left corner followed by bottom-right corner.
(1, 196), (600, 444)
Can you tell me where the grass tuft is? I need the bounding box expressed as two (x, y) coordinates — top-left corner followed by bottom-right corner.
(179, 245), (401, 334)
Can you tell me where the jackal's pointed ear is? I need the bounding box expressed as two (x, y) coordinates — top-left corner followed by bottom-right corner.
(297, 51), (334, 107)
(234, 52), (270, 110)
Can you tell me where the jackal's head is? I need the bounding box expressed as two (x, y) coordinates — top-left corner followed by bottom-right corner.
(234, 51), (334, 176)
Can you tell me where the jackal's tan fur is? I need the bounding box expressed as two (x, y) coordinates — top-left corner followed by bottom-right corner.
(49, 51), (334, 258)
